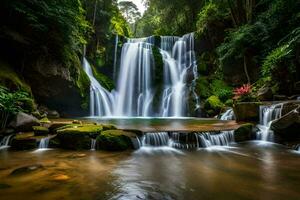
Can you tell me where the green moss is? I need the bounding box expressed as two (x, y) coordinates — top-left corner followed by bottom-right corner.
(56, 124), (102, 150)
(57, 124), (103, 135)
(96, 130), (135, 151)
(39, 117), (51, 124)
(91, 65), (114, 91)
(102, 124), (117, 131)
(205, 95), (223, 110)
(0, 61), (31, 93)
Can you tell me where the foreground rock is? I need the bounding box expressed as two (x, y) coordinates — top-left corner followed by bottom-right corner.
(11, 132), (38, 150)
(96, 130), (136, 151)
(10, 164), (44, 176)
(9, 112), (40, 131)
(54, 124), (103, 150)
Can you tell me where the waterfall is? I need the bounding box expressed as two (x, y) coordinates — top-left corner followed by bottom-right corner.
(0, 134), (14, 150)
(256, 103), (283, 141)
(160, 33), (199, 116)
(220, 108), (235, 120)
(197, 131), (235, 148)
(90, 139), (96, 150)
(82, 58), (114, 116)
(83, 33), (199, 117)
(38, 136), (51, 149)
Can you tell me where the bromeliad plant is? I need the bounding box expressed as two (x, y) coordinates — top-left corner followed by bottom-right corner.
(0, 86), (33, 129)
(233, 84), (256, 102)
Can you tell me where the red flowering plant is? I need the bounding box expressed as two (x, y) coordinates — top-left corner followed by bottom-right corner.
(233, 84), (256, 102)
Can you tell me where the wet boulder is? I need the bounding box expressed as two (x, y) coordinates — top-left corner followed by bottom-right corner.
(55, 124), (103, 150)
(9, 112), (40, 132)
(96, 130), (136, 151)
(234, 123), (254, 142)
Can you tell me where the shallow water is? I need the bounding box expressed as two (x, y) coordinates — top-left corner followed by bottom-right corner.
(84, 117), (238, 132)
(0, 142), (300, 200)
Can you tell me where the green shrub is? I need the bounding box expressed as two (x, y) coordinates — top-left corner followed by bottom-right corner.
(204, 95), (223, 112)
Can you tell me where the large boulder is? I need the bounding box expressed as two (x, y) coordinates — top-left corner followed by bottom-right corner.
(55, 124), (103, 150)
(234, 123), (254, 142)
(96, 130), (136, 151)
(271, 106), (300, 141)
(9, 112), (40, 131)
(233, 102), (262, 122)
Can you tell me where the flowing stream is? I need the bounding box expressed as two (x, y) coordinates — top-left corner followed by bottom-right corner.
(83, 33), (198, 117)
(1, 142), (300, 200)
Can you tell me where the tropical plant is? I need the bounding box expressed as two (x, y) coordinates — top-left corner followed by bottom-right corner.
(0, 86), (33, 129)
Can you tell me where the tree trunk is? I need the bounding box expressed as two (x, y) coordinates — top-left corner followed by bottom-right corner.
(92, 0), (98, 26)
(244, 56), (251, 84)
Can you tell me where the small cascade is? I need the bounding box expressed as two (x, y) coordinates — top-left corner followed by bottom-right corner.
(0, 134), (14, 149)
(90, 139), (96, 150)
(220, 108), (235, 120)
(138, 131), (235, 150)
(141, 132), (169, 146)
(197, 131), (235, 148)
(257, 103), (283, 141)
(38, 136), (51, 149)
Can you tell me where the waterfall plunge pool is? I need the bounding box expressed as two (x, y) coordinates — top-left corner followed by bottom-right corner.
(83, 117), (240, 132)
(0, 142), (300, 200)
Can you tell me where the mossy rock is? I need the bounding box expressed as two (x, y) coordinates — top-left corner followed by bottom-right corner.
(56, 124), (103, 150)
(97, 130), (136, 151)
(33, 126), (49, 136)
(234, 123), (254, 142)
(11, 137), (37, 150)
(102, 124), (117, 131)
(204, 95), (224, 116)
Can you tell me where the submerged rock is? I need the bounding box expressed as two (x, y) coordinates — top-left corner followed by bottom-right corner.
(234, 123), (254, 142)
(97, 130), (136, 151)
(10, 164), (44, 176)
(9, 112), (40, 131)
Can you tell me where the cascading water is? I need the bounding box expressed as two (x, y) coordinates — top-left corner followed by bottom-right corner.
(138, 131), (235, 149)
(256, 103), (283, 141)
(38, 136), (51, 149)
(160, 33), (199, 116)
(197, 131), (235, 148)
(0, 134), (14, 150)
(83, 33), (199, 117)
(90, 139), (96, 150)
(220, 108), (235, 120)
